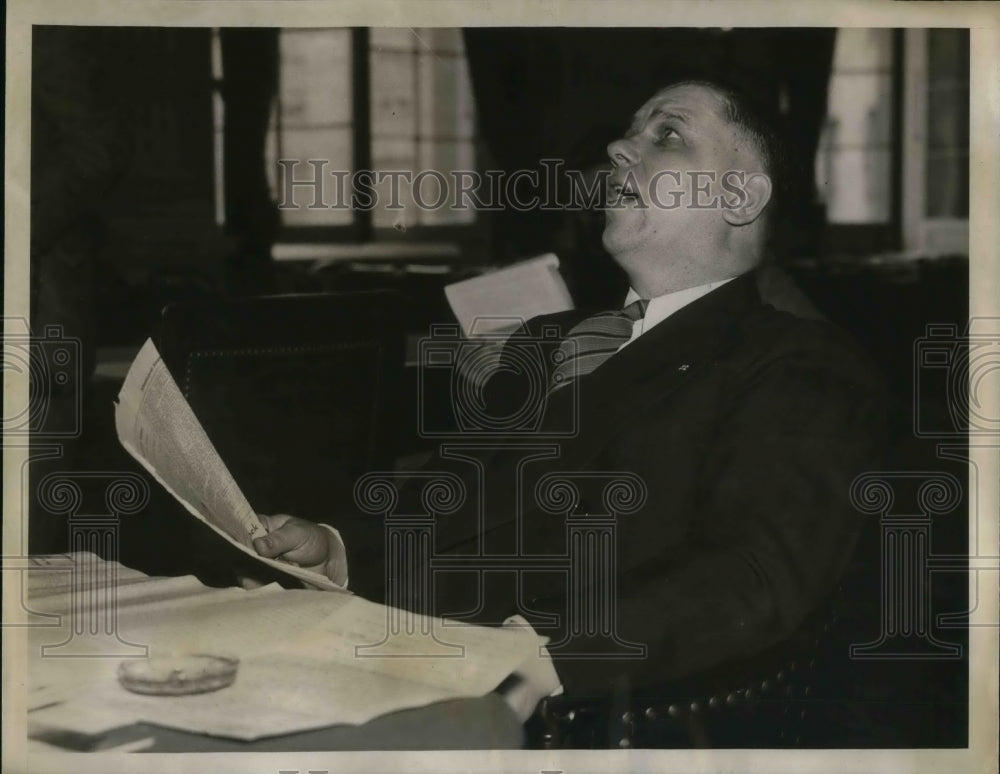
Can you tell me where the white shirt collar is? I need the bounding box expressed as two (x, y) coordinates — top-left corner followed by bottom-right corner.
(621, 276), (737, 348)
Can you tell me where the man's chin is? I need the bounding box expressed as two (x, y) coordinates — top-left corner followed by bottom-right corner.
(601, 224), (633, 262)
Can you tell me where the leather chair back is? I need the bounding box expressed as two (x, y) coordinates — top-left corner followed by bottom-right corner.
(157, 290), (406, 528)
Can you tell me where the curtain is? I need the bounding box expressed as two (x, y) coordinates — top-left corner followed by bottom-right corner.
(220, 28), (280, 294)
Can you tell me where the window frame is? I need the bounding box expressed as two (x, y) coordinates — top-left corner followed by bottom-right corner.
(821, 28), (969, 258)
(901, 28), (970, 256)
(818, 29), (906, 256)
(270, 27), (486, 251)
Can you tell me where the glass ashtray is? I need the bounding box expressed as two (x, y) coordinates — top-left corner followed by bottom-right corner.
(118, 654), (239, 696)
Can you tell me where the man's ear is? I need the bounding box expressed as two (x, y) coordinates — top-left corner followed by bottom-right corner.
(722, 172), (772, 227)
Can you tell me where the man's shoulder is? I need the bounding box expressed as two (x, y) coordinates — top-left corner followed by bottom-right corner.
(734, 304), (885, 390)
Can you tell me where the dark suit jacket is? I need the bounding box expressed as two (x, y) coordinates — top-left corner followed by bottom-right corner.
(345, 269), (888, 698)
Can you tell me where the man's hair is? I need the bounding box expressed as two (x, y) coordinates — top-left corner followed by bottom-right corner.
(664, 78), (792, 252)
(668, 79), (786, 189)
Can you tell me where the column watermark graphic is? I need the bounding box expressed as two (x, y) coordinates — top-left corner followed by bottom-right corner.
(352, 468), (649, 661)
(34, 472), (150, 658)
(352, 472), (468, 658)
(848, 471), (964, 660)
(848, 317), (1000, 660)
(534, 472), (647, 659)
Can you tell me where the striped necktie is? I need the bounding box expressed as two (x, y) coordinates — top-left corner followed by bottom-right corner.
(550, 299), (649, 391)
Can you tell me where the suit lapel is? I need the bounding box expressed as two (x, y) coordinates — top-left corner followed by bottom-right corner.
(543, 271), (763, 472)
(437, 271), (764, 551)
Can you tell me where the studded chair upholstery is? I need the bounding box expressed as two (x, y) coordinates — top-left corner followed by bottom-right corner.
(526, 587), (845, 749)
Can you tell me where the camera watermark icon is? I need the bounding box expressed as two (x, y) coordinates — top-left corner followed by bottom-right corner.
(914, 318), (1000, 439)
(848, 471), (965, 660)
(417, 319), (580, 439)
(908, 317), (1000, 642)
(1, 318), (83, 440)
(5, 472), (151, 659)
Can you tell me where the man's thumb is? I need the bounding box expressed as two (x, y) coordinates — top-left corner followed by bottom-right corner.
(253, 528), (295, 558)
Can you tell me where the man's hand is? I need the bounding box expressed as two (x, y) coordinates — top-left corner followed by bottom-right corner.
(252, 514), (348, 587)
(498, 615), (563, 722)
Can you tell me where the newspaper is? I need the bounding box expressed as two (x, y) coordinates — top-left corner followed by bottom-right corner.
(114, 339), (343, 592)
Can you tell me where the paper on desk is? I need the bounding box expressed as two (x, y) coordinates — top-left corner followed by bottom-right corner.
(445, 253), (574, 337)
(109, 584), (545, 697)
(30, 654), (463, 740)
(28, 563), (547, 740)
(114, 339), (343, 592)
(277, 593), (549, 696)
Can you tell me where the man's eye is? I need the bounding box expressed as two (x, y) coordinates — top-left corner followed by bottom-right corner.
(655, 126), (680, 143)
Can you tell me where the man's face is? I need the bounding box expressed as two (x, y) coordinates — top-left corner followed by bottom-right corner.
(602, 83), (752, 273)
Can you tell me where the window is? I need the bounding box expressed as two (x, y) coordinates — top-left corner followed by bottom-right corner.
(260, 27), (478, 243)
(815, 28), (969, 256)
(368, 28), (476, 230)
(902, 28), (970, 255)
(269, 28), (355, 230)
(816, 29), (895, 226)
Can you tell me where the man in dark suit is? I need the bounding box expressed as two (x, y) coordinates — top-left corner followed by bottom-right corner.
(253, 81), (887, 723)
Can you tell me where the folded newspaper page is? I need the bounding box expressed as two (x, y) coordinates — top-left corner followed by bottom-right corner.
(114, 338), (344, 592)
(444, 252), (574, 336)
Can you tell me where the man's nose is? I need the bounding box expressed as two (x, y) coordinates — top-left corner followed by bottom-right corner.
(607, 137), (638, 168)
